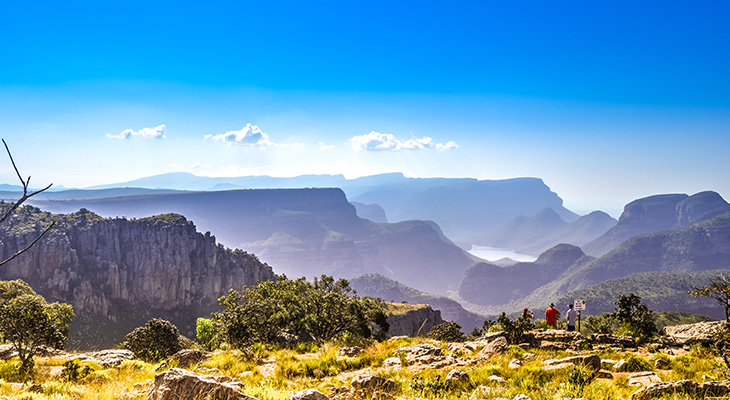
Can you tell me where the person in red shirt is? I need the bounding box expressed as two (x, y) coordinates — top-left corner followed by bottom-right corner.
(545, 303), (561, 328)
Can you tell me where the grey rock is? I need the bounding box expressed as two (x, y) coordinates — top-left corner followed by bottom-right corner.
(290, 389), (329, 400)
(445, 369), (470, 384)
(628, 380), (730, 400)
(661, 321), (726, 347)
(628, 371), (661, 386)
(508, 358), (522, 369)
(476, 336), (508, 359)
(543, 355), (601, 371)
(337, 347), (363, 357)
(148, 368), (254, 400)
(170, 349), (210, 368)
(350, 375), (398, 394)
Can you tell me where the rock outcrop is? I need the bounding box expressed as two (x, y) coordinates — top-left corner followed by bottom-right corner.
(0, 206), (275, 348)
(148, 368), (255, 400)
(661, 321), (725, 346)
(386, 305), (444, 337)
(628, 380), (730, 400)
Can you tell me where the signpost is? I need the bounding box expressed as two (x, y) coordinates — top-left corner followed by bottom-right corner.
(574, 299), (587, 332)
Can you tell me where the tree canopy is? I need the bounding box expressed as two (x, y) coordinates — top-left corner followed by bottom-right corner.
(214, 275), (389, 348)
(0, 280), (73, 379)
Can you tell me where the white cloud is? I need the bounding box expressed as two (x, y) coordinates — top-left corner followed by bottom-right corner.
(107, 124), (166, 139)
(319, 142), (335, 151)
(205, 123), (274, 147)
(190, 163), (212, 170)
(349, 131), (458, 152)
(166, 163), (185, 170)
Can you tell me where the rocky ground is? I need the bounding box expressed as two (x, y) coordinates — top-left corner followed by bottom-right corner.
(3, 321), (730, 400)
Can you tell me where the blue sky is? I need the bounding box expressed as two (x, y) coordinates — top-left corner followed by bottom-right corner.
(0, 1), (728, 216)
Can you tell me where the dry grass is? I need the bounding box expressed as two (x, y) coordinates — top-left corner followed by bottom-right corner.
(0, 339), (724, 399)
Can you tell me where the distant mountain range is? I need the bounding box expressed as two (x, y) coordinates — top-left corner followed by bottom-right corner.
(72, 172), (579, 240)
(469, 208), (616, 256)
(582, 191), (730, 257)
(457, 194), (730, 316)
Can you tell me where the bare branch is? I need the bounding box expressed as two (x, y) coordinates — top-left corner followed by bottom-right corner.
(0, 221), (56, 267)
(0, 139), (55, 266)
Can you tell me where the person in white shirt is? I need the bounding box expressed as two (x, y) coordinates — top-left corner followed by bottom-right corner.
(566, 304), (578, 332)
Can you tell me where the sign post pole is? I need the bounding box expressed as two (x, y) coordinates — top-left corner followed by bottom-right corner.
(574, 299), (587, 333)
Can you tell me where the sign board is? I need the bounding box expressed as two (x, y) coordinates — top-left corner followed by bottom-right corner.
(574, 299), (587, 311)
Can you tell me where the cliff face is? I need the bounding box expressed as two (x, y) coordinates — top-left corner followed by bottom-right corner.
(0, 206), (275, 347)
(583, 191), (730, 257)
(386, 305), (444, 337)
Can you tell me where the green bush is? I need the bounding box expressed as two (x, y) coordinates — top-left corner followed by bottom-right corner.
(427, 321), (466, 342)
(196, 317), (220, 351)
(616, 354), (653, 372)
(496, 313), (534, 344)
(122, 318), (183, 362)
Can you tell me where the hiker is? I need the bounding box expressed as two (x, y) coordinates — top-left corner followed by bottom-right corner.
(522, 307), (534, 321)
(566, 303), (578, 332)
(545, 303), (560, 328)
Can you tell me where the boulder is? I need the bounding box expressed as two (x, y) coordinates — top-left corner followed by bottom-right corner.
(628, 380), (730, 400)
(543, 355), (601, 371)
(476, 337), (508, 359)
(290, 389), (329, 400)
(350, 375), (398, 394)
(148, 368), (254, 400)
(654, 358), (670, 369)
(508, 358), (522, 369)
(661, 321), (725, 346)
(628, 371), (661, 386)
(531, 330), (581, 343)
(338, 347), (363, 357)
(170, 349), (210, 368)
(591, 334), (635, 347)
(70, 349), (136, 367)
(393, 343), (443, 365)
(445, 369), (470, 384)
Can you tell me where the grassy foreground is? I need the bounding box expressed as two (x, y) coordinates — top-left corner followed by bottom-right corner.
(0, 336), (727, 400)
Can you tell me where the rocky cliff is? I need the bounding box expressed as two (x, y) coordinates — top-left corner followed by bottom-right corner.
(583, 191), (730, 257)
(386, 304), (444, 337)
(0, 206), (275, 348)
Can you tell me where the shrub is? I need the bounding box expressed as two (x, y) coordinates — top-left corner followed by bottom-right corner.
(565, 364), (595, 397)
(122, 318), (183, 362)
(60, 360), (90, 382)
(427, 321), (466, 342)
(196, 317), (220, 351)
(214, 275), (389, 348)
(616, 354), (653, 372)
(585, 313), (617, 334)
(496, 313), (534, 344)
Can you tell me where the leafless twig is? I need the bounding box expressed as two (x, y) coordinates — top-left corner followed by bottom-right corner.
(0, 139), (55, 266)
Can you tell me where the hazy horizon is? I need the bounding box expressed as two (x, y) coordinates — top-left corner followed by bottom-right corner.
(1, 2), (728, 219)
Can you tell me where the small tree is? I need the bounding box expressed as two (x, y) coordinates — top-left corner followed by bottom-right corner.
(122, 318), (183, 362)
(614, 293), (656, 341)
(0, 280), (73, 380)
(497, 312), (534, 344)
(427, 321), (466, 342)
(689, 276), (730, 322)
(196, 317), (220, 351)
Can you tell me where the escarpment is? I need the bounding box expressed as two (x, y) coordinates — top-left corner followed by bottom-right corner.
(0, 206), (275, 347)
